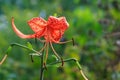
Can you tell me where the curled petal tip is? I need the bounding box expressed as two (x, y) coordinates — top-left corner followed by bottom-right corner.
(12, 17), (14, 19)
(11, 17), (36, 39)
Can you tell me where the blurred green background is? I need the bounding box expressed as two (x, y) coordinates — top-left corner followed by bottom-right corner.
(0, 0), (120, 80)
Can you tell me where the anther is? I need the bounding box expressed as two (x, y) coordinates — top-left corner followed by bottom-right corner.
(61, 57), (64, 66)
(72, 38), (75, 46)
(43, 62), (47, 70)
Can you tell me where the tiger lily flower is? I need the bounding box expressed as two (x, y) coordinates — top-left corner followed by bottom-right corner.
(11, 16), (73, 66)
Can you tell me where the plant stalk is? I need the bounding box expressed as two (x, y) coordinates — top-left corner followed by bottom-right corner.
(40, 50), (45, 80)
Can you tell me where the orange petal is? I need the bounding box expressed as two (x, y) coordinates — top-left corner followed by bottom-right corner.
(50, 29), (62, 42)
(47, 16), (69, 30)
(44, 28), (63, 43)
(46, 16), (69, 43)
(28, 17), (47, 33)
(11, 17), (36, 39)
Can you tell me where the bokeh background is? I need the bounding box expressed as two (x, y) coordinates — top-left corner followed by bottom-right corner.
(0, 0), (120, 80)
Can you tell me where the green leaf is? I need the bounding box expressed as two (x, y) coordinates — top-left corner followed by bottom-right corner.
(52, 55), (59, 61)
(27, 42), (33, 50)
(53, 13), (57, 17)
(6, 46), (12, 54)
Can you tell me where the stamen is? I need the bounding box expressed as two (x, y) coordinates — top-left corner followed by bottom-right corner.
(58, 39), (73, 44)
(43, 42), (49, 70)
(61, 57), (64, 66)
(44, 42), (49, 64)
(0, 54), (7, 65)
(50, 41), (61, 60)
(43, 62), (47, 70)
(50, 42), (65, 66)
(39, 43), (47, 52)
(51, 37), (73, 44)
(37, 38), (46, 43)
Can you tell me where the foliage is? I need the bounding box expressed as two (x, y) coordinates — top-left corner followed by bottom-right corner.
(0, 0), (120, 80)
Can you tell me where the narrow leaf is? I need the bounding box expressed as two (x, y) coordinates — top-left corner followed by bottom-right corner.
(6, 46), (12, 54)
(52, 55), (59, 61)
(27, 42), (33, 50)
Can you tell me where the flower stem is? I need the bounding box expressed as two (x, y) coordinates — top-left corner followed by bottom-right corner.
(80, 70), (88, 80)
(40, 44), (46, 80)
(40, 52), (44, 80)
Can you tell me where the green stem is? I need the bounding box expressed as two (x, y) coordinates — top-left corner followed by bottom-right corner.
(48, 58), (82, 70)
(11, 43), (45, 80)
(47, 58), (88, 80)
(40, 52), (44, 80)
(40, 43), (46, 80)
(10, 43), (45, 79)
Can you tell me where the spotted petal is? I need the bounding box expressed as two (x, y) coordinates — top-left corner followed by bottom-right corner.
(47, 16), (69, 42)
(28, 17), (47, 33)
(50, 29), (62, 42)
(47, 16), (69, 30)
